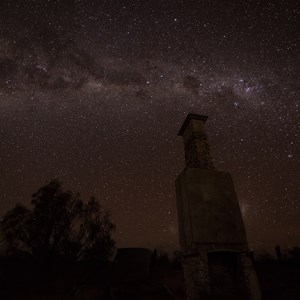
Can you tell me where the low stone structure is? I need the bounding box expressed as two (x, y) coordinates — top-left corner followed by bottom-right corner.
(176, 114), (261, 300)
(112, 248), (153, 284)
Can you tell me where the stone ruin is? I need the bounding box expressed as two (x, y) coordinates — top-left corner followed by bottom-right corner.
(175, 114), (261, 300)
(112, 248), (153, 284)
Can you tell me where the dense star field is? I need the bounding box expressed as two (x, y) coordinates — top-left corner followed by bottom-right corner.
(0, 0), (299, 251)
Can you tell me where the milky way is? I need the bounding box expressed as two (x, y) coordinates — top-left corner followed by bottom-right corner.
(0, 0), (299, 251)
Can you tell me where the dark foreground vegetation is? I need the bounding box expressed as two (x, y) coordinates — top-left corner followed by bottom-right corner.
(1, 180), (299, 299)
(0, 250), (300, 300)
(256, 258), (300, 300)
(1, 179), (115, 263)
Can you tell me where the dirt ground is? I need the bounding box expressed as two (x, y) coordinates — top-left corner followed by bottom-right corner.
(1, 258), (300, 299)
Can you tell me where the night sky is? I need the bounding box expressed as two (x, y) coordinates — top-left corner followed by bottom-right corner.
(0, 0), (299, 251)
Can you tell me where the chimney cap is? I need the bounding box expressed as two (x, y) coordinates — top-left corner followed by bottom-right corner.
(178, 113), (208, 136)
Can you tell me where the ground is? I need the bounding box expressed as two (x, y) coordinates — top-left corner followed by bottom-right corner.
(0, 257), (300, 299)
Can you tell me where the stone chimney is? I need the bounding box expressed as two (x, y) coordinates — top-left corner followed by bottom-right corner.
(175, 113), (261, 300)
(178, 114), (215, 169)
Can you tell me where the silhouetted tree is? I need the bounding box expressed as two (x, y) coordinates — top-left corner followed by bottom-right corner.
(275, 245), (282, 262)
(0, 204), (31, 254)
(1, 179), (115, 263)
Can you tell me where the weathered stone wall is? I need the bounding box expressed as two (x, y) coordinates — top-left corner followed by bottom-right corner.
(241, 254), (262, 300)
(182, 253), (210, 300)
(176, 169), (247, 251)
(183, 250), (261, 300)
(181, 117), (215, 169)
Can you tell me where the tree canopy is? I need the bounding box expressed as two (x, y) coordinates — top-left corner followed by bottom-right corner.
(1, 179), (115, 263)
